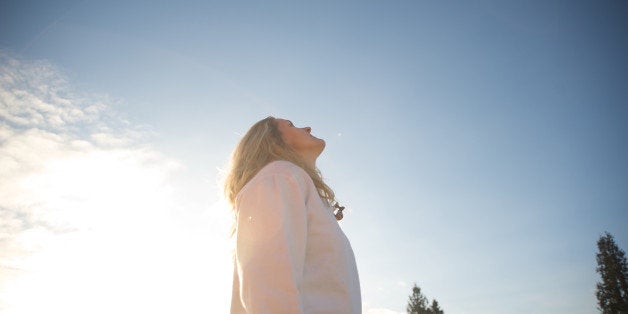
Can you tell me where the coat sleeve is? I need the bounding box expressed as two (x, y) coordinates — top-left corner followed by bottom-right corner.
(234, 172), (308, 314)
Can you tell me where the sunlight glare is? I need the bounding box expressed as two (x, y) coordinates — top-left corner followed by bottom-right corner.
(2, 148), (232, 314)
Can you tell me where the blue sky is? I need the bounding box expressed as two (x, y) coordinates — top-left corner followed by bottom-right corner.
(1, 1), (627, 313)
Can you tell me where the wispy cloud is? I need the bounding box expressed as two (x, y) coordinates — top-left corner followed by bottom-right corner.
(0, 52), (231, 313)
(0, 50), (167, 260)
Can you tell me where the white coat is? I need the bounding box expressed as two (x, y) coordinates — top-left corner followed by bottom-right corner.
(231, 160), (361, 314)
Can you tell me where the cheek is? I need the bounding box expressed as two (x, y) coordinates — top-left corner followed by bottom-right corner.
(280, 131), (300, 149)
(283, 132), (309, 149)
(280, 131), (295, 145)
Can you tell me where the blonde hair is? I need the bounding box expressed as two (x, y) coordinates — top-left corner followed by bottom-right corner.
(224, 116), (336, 208)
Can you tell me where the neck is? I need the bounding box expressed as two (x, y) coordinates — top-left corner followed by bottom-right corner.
(298, 151), (319, 170)
(301, 154), (317, 169)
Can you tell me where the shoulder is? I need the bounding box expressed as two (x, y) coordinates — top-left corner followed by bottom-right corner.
(258, 160), (308, 179)
(237, 161), (312, 200)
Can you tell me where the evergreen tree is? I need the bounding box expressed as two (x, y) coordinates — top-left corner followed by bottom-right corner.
(595, 232), (628, 314)
(429, 299), (444, 314)
(407, 283), (429, 314)
(406, 283), (444, 314)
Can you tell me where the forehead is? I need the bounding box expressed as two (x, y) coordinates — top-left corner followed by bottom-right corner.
(275, 118), (292, 125)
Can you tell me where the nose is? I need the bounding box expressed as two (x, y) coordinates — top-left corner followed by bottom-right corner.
(304, 127), (311, 133)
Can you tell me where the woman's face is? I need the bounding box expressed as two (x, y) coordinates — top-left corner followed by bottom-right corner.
(275, 118), (325, 157)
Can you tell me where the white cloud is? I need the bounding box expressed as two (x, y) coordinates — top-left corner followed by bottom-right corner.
(0, 52), (232, 314)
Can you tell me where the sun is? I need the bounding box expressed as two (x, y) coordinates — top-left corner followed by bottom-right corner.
(1, 148), (233, 314)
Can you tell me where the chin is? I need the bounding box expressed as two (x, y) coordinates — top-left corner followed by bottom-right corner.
(318, 138), (326, 151)
(308, 138), (325, 158)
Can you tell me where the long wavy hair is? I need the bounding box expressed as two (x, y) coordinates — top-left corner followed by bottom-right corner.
(224, 116), (335, 208)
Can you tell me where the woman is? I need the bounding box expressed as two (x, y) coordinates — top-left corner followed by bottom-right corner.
(224, 117), (361, 314)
